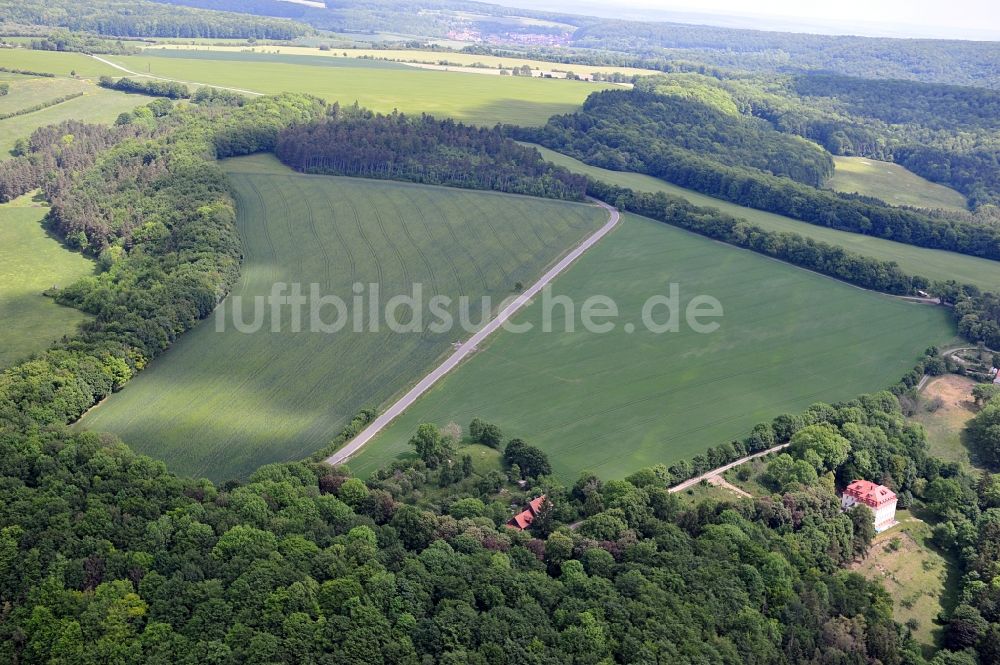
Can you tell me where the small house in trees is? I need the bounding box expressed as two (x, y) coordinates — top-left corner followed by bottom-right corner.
(841, 480), (898, 532)
(506, 495), (546, 530)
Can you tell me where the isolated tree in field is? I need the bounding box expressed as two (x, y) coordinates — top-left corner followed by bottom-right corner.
(409, 423), (451, 468)
(789, 423), (852, 472)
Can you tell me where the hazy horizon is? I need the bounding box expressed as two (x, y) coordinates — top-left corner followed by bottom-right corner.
(488, 0), (1000, 40)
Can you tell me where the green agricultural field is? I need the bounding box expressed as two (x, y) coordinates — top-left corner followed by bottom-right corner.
(0, 81), (154, 158)
(352, 212), (954, 481)
(527, 144), (1000, 291)
(0, 49), (123, 78)
(145, 44), (661, 77)
(0, 193), (94, 368)
(829, 156), (968, 211)
(78, 154), (606, 481)
(104, 51), (614, 125)
(0, 76), (89, 115)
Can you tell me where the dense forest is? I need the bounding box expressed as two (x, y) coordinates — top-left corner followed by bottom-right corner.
(564, 86), (834, 186)
(516, 85), (1000, 260)
(276, 108), (588, 201)
(2, 0), (312, 40)
(568, 20), (1000, 89)
(706, 73), (1000, 207)
(0, 391), (936, 664)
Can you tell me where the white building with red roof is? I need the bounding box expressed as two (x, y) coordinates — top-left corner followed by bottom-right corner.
(841, 480), (898, 532)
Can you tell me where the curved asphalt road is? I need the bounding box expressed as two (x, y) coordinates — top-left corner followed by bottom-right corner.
(325, 198), (621, 466)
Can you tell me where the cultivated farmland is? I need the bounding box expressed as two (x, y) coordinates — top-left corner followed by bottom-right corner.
(829, 156), (968, 211)
(78, 154), (606, 481)
(145, 44), (661, 78)
(526, 144), (1000, 291)
(104, 50), (615, 125)
(0, 69), (154, 158)
(352, 212), (954, 481)
(0, 193), (94, 368)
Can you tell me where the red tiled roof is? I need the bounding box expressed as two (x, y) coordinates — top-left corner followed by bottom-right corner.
(506, 495), (548, 530)
(507, 510), (534, 529)
(844, 480), (896, 507)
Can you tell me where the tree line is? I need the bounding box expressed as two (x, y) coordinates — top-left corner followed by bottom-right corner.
(0, 91), (82, 121)
(275, 107), (588, 201)
(588, 180), (924, 295)
(586, 177), (1000, 351)
(515, 86), (1000, 261)
(99, 76), (191, 99)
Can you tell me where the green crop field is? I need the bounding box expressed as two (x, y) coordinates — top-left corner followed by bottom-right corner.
(0, 193), (94, 368)
(0, 76), (90, 115)
(0, 70), (154, 158)
(527, 144), (1000, 291)
(352, 212), (954, 481)
(145, 44), (662, 77)
(78, 154), (606, 481)
(829, 156), (968, 211)
(0, 50), (124, 78)
(104, 51), (614, 125)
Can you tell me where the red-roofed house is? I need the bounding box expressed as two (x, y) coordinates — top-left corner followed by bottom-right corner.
(506, 495), (547, 530)
(841, 480), (898, 532)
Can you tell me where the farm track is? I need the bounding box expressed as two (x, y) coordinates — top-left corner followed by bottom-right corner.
(324, 198), (621, 467)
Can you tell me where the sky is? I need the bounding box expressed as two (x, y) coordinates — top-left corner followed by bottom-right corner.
(490, 0), (1000, 40)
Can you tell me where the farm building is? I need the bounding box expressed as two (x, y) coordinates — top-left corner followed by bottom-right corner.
(841, 480), (898, 533)
(507, 495), (547, 530)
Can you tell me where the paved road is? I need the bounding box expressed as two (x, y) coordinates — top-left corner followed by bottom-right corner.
(90, 54), (264, 96)
(668, 443), (791, 494)
(325, 198), (621, 467)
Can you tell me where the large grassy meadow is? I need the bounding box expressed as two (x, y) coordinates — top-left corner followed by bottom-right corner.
(351, 212), (954, 481)
(527, 144), (1000, 291)
(104, 50), (614, 125)
(829, 156), (968, 211)
(0, 193), (94, 368)
(78, 155), (606, 481)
